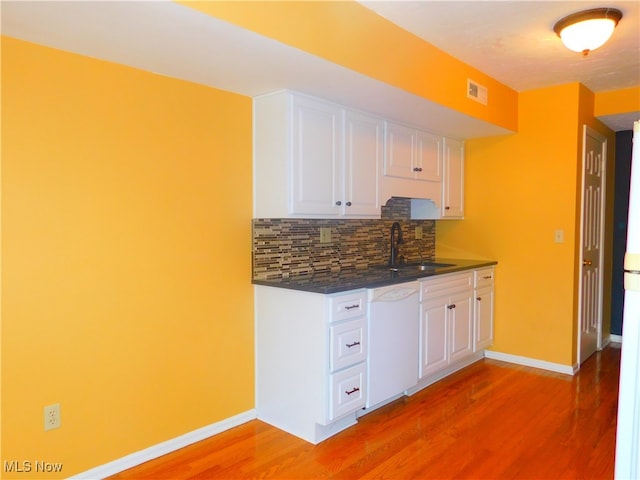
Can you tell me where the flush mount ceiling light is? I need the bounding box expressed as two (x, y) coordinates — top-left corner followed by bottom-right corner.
(553, 7), (623, 56)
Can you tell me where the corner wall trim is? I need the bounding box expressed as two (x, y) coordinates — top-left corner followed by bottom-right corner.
(484, 350), (577, 375)
(68, 409), (257, 480)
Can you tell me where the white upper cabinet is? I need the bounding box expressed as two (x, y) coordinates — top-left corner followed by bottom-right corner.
(343, 110), (382, 217)
(384, 121), (441, 182)
(290, 95), (342, 216)
(254, 91), (381, 218)
(442, 138), (464, 218)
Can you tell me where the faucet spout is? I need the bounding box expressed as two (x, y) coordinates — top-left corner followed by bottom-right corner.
(389, 222), (404, 267)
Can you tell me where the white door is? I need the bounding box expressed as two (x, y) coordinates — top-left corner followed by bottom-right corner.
(578, 125), (607, 364)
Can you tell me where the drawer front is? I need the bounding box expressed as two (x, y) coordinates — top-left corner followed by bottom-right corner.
(330, 319), (366, 372)
(329, 290), (366, 323)
(329, 363), (366, 420)
(475, 267), (495, 288)
(420, 272), (473, 300)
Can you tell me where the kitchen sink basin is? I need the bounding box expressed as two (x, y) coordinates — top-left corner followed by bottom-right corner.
(389, 262), (455, 272)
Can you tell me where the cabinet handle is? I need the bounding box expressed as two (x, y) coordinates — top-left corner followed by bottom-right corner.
(483, 275), (492, 279)
(335, 201), (342, 206)
(346, 341), (360, 348)
(346, 201), (352, 207)
(477, 297), (482, 301)
(583, 259), (593, 266)
(413, 167), (423, 172)
(447, 304), (456, 309)
(344, 304), (360, 310)
(345, 387), (360, 396)
(444, 206), (451, 210)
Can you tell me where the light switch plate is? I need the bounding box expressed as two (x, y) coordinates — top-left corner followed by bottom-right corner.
(320, 227), (331, 244)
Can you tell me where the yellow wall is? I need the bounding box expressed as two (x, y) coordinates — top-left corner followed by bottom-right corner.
(178, 0), (519, 132)
(1, 37), (254, 478)
(437, 83), (615, 366)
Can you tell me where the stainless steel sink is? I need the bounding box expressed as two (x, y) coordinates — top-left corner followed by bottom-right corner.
(389, 262), (455, 272)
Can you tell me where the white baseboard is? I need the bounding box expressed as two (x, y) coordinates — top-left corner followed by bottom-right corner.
(69, 409), (257, 480)
(484, 350), (577, 375)
(610, 334), (623, 344)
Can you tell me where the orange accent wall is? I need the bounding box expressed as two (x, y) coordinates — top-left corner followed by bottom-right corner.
(437, 83), (615, 367)
(1, 36), (254, 478)
(177, 0), (518, 132)
(595, 86), (640, 116)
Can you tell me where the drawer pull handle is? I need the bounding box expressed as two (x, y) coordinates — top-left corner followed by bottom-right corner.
(413, 167), (423, 172)
(483, 275), (493, 279)
(345, 387), (360, 396)
(447, 304), (456, 309)
(346, 341), (361, 348)
(344, 304), (360, 310)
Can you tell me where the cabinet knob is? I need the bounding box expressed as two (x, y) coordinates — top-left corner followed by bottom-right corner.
(477, 297), (482, 301)
(335, 201), (342, 206)
(447, 304), (456, 309)
(583, 259), (593, 266)
(346, 201), (352, 207)
(413, 167), (423, 172)
(444, 206), (451, 210)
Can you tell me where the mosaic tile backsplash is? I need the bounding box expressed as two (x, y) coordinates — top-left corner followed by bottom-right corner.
(252, 197), (436, 280)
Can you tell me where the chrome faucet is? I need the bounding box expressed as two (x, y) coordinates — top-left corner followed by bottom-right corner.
(389, 222), (404, 267)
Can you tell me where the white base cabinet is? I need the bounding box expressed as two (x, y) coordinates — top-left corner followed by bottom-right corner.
(414, 267), (495, 389)
(255, 286), (368, 444)
(474, 267), (495, 351)
(419, 272), (474, 378)
(255, 266), (495, 444)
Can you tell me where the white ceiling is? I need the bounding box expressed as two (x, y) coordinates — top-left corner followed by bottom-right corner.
(2, 0), (638, 134)
(360, 0), (640, 131)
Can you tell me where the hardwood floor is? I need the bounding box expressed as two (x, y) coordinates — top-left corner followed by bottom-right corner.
(109, 346), (621, 479)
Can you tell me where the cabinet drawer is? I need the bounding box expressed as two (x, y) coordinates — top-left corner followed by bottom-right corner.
(475, 268), (495, 288)
(329, 291), (366, 323)
(329, 363), (366, 421)
(420, 272), (473, 300)
(330, 318), (366, 372)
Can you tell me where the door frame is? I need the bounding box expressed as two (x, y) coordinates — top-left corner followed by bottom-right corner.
(577, 125), (607, 365)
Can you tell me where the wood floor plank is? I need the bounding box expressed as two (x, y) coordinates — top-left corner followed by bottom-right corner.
(108, 345), (620, 479)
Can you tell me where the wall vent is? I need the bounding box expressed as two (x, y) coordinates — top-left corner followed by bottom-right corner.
(467, 79), (488, 105)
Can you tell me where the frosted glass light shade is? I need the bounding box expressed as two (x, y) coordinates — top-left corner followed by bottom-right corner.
(553, 8), (623, 55)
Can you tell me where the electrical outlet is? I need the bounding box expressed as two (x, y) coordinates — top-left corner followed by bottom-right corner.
(554, 229), (564, 243)
(415, 226), (423, 239)
(44, 403), (61, 431)
(319, 227), (331, 244)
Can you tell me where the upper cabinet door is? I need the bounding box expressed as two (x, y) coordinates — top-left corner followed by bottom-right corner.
(384, 121), (441, 183)
(344, 110), (382, 217)
(414, 130), (442, 182)
(383, 122), (414, 180)
(442, 138), (464, 218)
(291, 95), (342, 216)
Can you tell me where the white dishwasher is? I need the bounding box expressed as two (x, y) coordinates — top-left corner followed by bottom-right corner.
(366, 281), (420, 409)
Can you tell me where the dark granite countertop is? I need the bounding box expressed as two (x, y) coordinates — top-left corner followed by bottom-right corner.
(252, 258), (497, 294)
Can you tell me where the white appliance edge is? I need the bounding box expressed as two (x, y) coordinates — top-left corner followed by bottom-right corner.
(615, 120), (640, 479)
